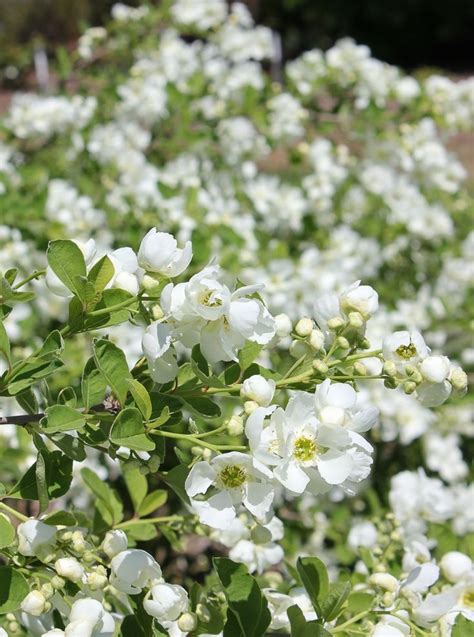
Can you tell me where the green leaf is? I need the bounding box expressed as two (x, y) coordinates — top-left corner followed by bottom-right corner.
(41, 405), (86, 433)
(347, 592), (374, 614)
(137, 490), (168, 517)
(297, 557), (329, 616)
(180, 395), (221, 418)
(46, 240), (87, 299)
(238, 342), (262, 371)
(88, 255), (115, 293)
(80, 467), (123, 527)
(452, 614), (474, 636)
(15, 388), (38, 415)
(82, 357), (106, 410)
(8, 451), (73, 502)
(0, 319), (11, 364)
(124, 466), (148, 513)
(93, 338), (131, 405)
(287, 605), (331, 636)
(127, 379), (152, 420)
(51, 433), (86, 461)
(320, 581), (351, 621)
(146, 406), (171, 430)
(43, 511), (77, 526)
(110, 408), (155, 451)
(160, 464), (189, 505)
(58, 386), (77, 408)
(0, 513), (15, 549)
(214, 557), (271, 637)
(0, 567), (29, 613)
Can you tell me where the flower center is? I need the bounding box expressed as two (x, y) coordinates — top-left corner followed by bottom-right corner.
(199, 290), (222, 308)
(461, 589), (474, 609)
(293, 435), (321, 463)
(395, 343), (417, 360)
(218, 464), (247, 489)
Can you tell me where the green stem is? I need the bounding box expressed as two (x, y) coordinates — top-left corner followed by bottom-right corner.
(150, 429), (247, 453)
(331, 610), (370, 633)
(0, 501), (29, 522)
(282, 354), (307, 380)
(13, 269), (47, 289)
(116, 515), (184, 530)
(87, 295), (140, 317)
(328, 349), (383, 368)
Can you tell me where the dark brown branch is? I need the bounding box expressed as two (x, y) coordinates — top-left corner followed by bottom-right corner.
(0, 401), (120, 426)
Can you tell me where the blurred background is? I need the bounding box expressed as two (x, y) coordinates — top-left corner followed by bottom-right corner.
(1, 0), (474, 92)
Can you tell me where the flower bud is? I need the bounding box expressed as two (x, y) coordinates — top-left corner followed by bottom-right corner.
(312, 360), (328, 375)
(102, 530), (128, 558)
(348, 311), (364, 329)
(54, 557), (84, 583)
(336, 336), (350, 349)
(71, 531), (87, 553)
(274, 313), (292, 338)
(87, 569), (109, 591)
(21, 591), (46, 616)
(178, 612), (198, 632)
(419, 355), (450, 384)
(142, 274), (160, 291)
(196, 604), (211, 623)
(403, 381), (417, 395)
(353, 361), (367, 376)
(369, 573), (398, 592)
(295, 317), (314, 337)
(450, 367), (468, 392)
(440, 551), (472, 583)
(152, 305), (164, 320)
(309, 329), (325, 351)
(241, 375), (275, 407)
(244, 400), (259, 415)
(227, 414), (244, 436)
(138, 229), (192, 277)
(51, 576), (65, 590)
(40, 583), (54, 600)
(289, 340), (307, 358)
(327, 316), (345, 331)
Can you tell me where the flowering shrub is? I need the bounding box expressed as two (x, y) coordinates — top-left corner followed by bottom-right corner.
(0, 1), (472, 636)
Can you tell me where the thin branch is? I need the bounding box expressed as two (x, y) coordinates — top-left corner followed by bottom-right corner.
(0, 402), (117, 426)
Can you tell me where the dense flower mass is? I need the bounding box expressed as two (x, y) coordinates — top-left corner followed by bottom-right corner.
(0, 1), (472, 635)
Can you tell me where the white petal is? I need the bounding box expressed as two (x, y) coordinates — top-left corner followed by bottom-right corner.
(317, 451), (354, 484)
(185, 462), (216, 497)
(243, 482), (274, 518)
(193, 491), (236, 530)
(274, 460), (310, 494)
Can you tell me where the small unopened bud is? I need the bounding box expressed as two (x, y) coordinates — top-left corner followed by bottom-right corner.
(265, 571), (284, 588)
(191, 446), (203, 457)
(54, 557), (84, 583)
(383, 361), (397, 377)
(152, 305), (164, 320)
(368, 573), (398, 592)
(274, 313), (292, 338)
(289, 340), (307, 358)
(327, 316), (345, 331)
(227, 414), (244, 436)
(403, 381), (417, 395)
(82, 550), (95, 563)
(353, 361), (367, 376)
(87, 570), (108, 591)
(250, 525), (272, 544)
(196, 603), (211, 623)
(21, 591), (46, 616)
(359, 337), (371, 349)
(348, 311), (364, 329)
(178, 612), (198, 632)
(71, 531), (87, 553)
(382, 592), (394, 607)
(40, 583), (54, 600)
(312, 360), (328, 375)
(295, 317), (314, 337)
(450, 367), (468, 392)
(201, 448), (212, 461)
(50, 576), (65, 590)
(142, 274), (160, 291)
(244, 400), (259, 415)
(309, 329), (325, 351)
(336, 336), (350, 350)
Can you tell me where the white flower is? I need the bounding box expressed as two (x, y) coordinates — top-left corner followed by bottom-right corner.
(138, 229), (192, 277)
(340, 281), (379, 319)
(382, 330), (429, 372)
(185, 452), (274, 530)
(17, 519), (57, 558)
(274, 313), (292, 338)
(55, 558), (84, 583)
(42, 630), (65, 637)
(314, 379), (378, 433)
(348, 521), (377, 549)
(143, 583), (189, 621)
(102, 529), (128, 558)
(372, 614), (410, 636)
(67, 598), (115, 637)
(142, 322), (178, 384)
(109, 247), (142, 295)
(110, 549), (162, 594)
(241, 375), (276, 407)
(440, 552), (473, 583)
(264, 588), (317, 631)
(246, 392), (372, 496)
(21, 590), (46, 616)
(419, 355), (451, 383)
